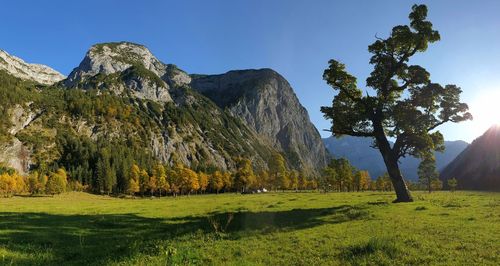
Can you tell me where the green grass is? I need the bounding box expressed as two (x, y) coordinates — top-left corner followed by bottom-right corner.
(0, 191), (498, 265)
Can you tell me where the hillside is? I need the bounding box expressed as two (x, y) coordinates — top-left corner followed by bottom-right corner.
(323, 136), (468, 180)
(440, 125), (500, 190)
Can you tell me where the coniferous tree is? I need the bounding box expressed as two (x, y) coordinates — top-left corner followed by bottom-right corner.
(447, 178), (458, 192)
(418, 152), (438, 193)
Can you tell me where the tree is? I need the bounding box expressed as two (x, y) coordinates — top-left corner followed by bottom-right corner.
(209, 171), (225, 194)
(0, 173), (16, 197)
(126, 176), (139, 196)
(256, 170), (270, 189)
(447, 178), (458, 192)
(234, 158), (256, 193)
(320, 166), (336, 192)
(128, 164), (141, 196)
(222, 172), (233, 192)
(148, 170), (158, 196)
(353, 170), (371, 191)
(269, 153), (287, 191)
(289, 170), (299, 191)
(375, 173), (393, 191)
(27, 171), (40, 195)
(172, 164), (199, 195)
(183, 168), (199, 194)
(418, 152), (438, 193)
(198, 172), (209, 193)
(359, 171), (371, 191)
(431, 178), (443, 191)
(46, 168), (68, 195)
(139, 169), (150, 196)
(298, 171), (308, 191)
(155, 164), (169, 197)
(96, 148), (116, 195)
(320, 5), (471, 202)
(328, 158), (353, 191)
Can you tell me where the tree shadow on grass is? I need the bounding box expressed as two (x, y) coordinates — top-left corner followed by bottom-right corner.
(0, 204), (369, 265)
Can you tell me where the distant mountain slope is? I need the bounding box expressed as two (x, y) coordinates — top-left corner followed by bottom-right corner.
(440, 125), (500, 190)
(323, 136), (468, 180)
(191, 69), (328, 174)
(0, 49), (65, 85)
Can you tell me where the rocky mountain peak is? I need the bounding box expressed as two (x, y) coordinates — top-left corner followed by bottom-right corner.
(0, 49), (65, 85)
(63, 42), (191, 102)
(191, 68), (328, 174)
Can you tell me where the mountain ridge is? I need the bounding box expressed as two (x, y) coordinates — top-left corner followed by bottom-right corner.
(0, 49), (65, 85)
(440, 125), (500, 190)
(0, 42), (327, 177)
(323, 136), (469, 180)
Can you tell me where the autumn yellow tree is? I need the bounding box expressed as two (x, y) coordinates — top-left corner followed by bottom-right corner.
(234, 158), (256, 193)
(209, 171), (225, 194)
(46, 168), (68, 195)
(255, 170), (268, 190)
(127, 164), (141, 196)
(222, 171), (233, 192)
(139, 169), (150, 196)
(269, 153), (288, 191)
(198, 172), (209, 194)
(0, 173), (15, 197)
(155, 164), (169, 197)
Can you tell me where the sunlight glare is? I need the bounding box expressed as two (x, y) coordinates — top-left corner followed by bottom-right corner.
(468, 89), (500, 138)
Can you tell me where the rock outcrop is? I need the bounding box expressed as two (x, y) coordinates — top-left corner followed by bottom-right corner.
(0, 49), (65, 85)
(64, 42), (191, 102)
(191, 69), (328, 173)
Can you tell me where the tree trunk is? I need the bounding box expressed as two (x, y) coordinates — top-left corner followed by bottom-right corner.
(374, 126), (413, 203)
(380, 152), (413, 202)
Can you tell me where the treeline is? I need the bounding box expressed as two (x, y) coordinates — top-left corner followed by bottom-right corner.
(0, 153), (321, 197)
(319, 158), (394, 192)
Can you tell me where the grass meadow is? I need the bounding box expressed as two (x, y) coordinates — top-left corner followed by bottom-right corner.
(0, 191), (499, 265)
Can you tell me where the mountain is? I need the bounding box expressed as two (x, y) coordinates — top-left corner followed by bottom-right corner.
(323, 136), (468, 180)
(440, 125), (500, 190)
(0, 42), (326, 180)
(0, 49), (65, 85)
(191, 69), (328, 173)
(64, 42), (191, 102)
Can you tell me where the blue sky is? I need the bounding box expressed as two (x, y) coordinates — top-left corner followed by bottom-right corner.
(2, 0), (499, 142)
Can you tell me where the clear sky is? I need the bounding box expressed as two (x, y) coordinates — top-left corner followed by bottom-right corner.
(2, 0), (499, 143)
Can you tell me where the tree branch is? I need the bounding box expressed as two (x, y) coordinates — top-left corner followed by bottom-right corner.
(427, 119), (448, 132)
(327, 128), (374, 137)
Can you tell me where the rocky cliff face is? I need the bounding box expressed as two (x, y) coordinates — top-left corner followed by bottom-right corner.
(64, 42), (191, 102)
(0, 49), (65, 85)
(191, 69), (328, 173)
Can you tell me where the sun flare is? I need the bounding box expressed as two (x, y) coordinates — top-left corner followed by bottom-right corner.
(468, 89), (500, 137)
